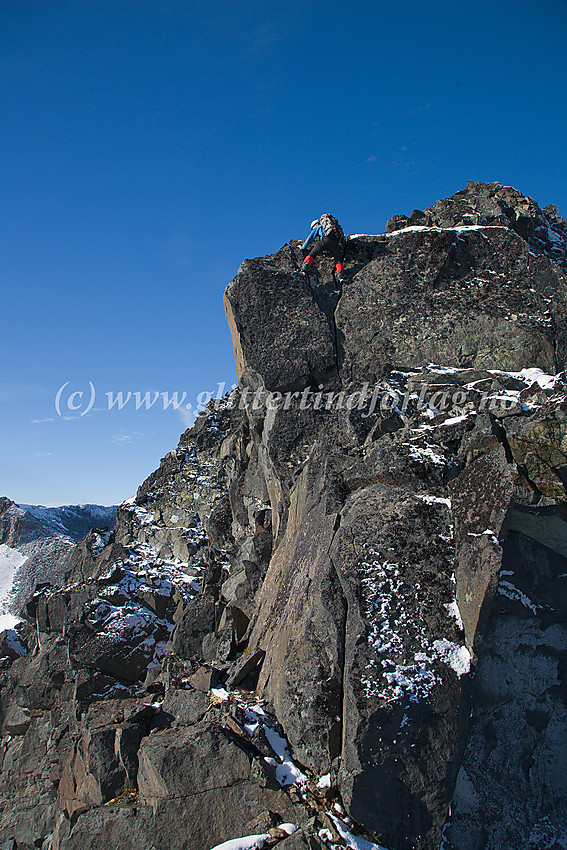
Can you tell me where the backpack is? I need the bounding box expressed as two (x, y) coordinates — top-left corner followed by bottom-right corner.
(319, 213), (345, 243)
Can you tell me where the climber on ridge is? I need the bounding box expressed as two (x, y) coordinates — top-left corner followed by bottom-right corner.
(300, 213), (346, 284)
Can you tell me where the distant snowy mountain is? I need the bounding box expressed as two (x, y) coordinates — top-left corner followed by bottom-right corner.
(0, 497), (117, 546)
(0, 497), (117, 629)
(0, 545), (28, 631)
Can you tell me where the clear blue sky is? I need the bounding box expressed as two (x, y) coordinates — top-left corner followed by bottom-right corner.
(1, 0), (566, 507)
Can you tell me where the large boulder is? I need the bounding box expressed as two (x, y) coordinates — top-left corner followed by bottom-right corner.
(246, 407), (476, 849)
(223, 243), (338, 392)
(135, 720), (301, 850)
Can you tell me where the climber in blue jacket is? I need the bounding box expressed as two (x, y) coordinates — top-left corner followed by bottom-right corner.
(302, 220), (325, 251)
(301, 214), (346, 284)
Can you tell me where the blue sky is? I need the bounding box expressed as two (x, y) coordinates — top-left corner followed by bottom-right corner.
(1, 0), (566, 507)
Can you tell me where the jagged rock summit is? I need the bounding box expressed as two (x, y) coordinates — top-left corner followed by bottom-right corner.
(1, 183), (567, 850)
(225, 180), (567, 391)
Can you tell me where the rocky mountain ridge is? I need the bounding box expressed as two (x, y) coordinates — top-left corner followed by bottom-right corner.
(1, 182), (567, 850)
(224, 181), (567, 395)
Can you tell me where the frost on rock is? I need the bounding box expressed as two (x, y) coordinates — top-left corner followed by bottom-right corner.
(417, 494), (452, 509)
(407, 443), (446, 467)
(122, 503), (157, 528)
(358, 493), (469, 707)
(444, 598), (464, 630)
(216, 691), (309, 789)
(466, 528), (500, 546)
(497, 579), (540, 614)
(262, 721), (309, 787)
(427, 640), (471, 677)
(210, 687), (230, 702)
(327, 813), (391, 850)
(90, 529), (113, 557)
(208, 833), (271, 850)
(68, 538), (207, 687)
(317, 773), (332, 789)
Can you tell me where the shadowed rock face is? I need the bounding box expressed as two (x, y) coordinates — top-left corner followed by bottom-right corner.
(2, 183), (567, 850)
(445, 528), (567, 850)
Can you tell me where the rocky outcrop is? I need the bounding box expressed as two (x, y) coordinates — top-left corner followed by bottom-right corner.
(1, 183), (567, 850)
(223, 248), (338, 392)
(225, 181), (567, 390)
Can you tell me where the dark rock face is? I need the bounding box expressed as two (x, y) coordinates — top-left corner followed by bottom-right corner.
(224, 244), (338, 392)
(386, 181), (567, 270)
(2, 183), (567, 850)
(337, 228), (567, 382)
(444, 528), (567, 850)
